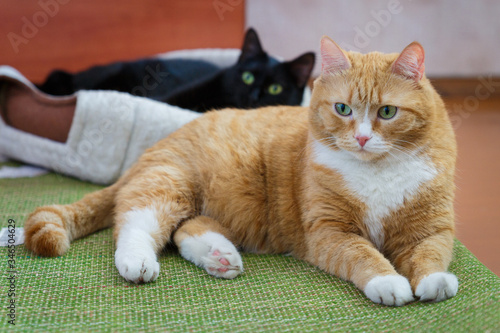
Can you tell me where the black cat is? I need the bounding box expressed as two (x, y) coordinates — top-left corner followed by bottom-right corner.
(38, 29), (315, 112)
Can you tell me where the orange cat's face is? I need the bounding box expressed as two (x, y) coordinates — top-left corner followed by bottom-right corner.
(310, 39), (433, 161)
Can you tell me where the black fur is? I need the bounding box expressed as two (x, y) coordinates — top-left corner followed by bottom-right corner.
(38, 29), (315, 112)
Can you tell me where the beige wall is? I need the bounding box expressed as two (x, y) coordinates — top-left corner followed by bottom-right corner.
(246, 0), (500, 77)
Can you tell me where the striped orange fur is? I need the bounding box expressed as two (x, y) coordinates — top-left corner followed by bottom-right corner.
(25, 37), (457, 306)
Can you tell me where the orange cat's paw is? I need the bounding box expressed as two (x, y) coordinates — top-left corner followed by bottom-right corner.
(115, 249), (160, 283)
(25, 207), (70, 257)
(415, 272), (458, 302)
(201, 247), (243, 279)
(115, 208), (162, 283)
(179, 231), (243, 279)
(364, 275), (414, 306)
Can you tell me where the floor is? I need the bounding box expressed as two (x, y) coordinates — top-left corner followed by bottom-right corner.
(448, 96), (500, 276)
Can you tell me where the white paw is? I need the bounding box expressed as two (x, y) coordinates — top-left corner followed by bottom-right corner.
(115, 249), (160, 283)
(201, 247), (243, 279)
(415, 272), (458, 302)
(115, 208), (161, 283)
(179, 231), (243, 279)
(364, 275), (414, 306)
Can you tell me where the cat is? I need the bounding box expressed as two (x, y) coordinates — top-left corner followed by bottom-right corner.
(24, 36), (458, 307)
(37, 28), (315, 112)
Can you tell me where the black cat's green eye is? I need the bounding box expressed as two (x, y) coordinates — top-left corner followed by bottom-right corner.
(378, 105), (398, 119)
(268, 83), (283, 95)
(241, 71), (255, 85)
(334, 103), (352, 116)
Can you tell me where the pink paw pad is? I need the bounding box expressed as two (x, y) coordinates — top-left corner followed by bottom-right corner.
(201, 246), (243, 279)
(219, 257), (230, 266)
(213, 250), (231, 272)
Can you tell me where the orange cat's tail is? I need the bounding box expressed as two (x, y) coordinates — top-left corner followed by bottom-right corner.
(24, 185), (117, 257)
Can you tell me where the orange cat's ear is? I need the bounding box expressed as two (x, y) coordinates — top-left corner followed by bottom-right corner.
(392, 42), (425, 82)
(320, 36), (351, 76)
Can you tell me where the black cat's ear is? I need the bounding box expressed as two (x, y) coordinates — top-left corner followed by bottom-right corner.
(286, 52), (315, 88)
(238, 28), (265, 63)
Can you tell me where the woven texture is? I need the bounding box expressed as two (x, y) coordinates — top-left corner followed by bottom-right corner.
(1, 163), (499, 332)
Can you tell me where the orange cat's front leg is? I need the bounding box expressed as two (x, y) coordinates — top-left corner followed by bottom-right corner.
(391, 230), (458, 303)
(303, 221), (414, 306)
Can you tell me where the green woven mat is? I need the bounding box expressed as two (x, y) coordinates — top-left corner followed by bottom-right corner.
(1, 164), (499, 332)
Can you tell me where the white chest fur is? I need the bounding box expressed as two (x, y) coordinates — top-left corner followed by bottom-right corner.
(312, 139), (437, 249)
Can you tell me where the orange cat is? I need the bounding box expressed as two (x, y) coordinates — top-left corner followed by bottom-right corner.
(24, 36), (458, 306)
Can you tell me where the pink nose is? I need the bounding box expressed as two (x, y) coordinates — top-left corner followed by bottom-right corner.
(355, 135), (371, 147)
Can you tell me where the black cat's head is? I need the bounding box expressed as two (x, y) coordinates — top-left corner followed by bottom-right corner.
(221, 28), (315, 109)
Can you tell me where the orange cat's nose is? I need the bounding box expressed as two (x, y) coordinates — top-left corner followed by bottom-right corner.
(355, 135), (371, 147)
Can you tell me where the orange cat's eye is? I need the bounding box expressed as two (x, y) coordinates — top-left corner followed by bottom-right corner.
(334, 103), (352, 116)
(378, 105), (398, 119)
